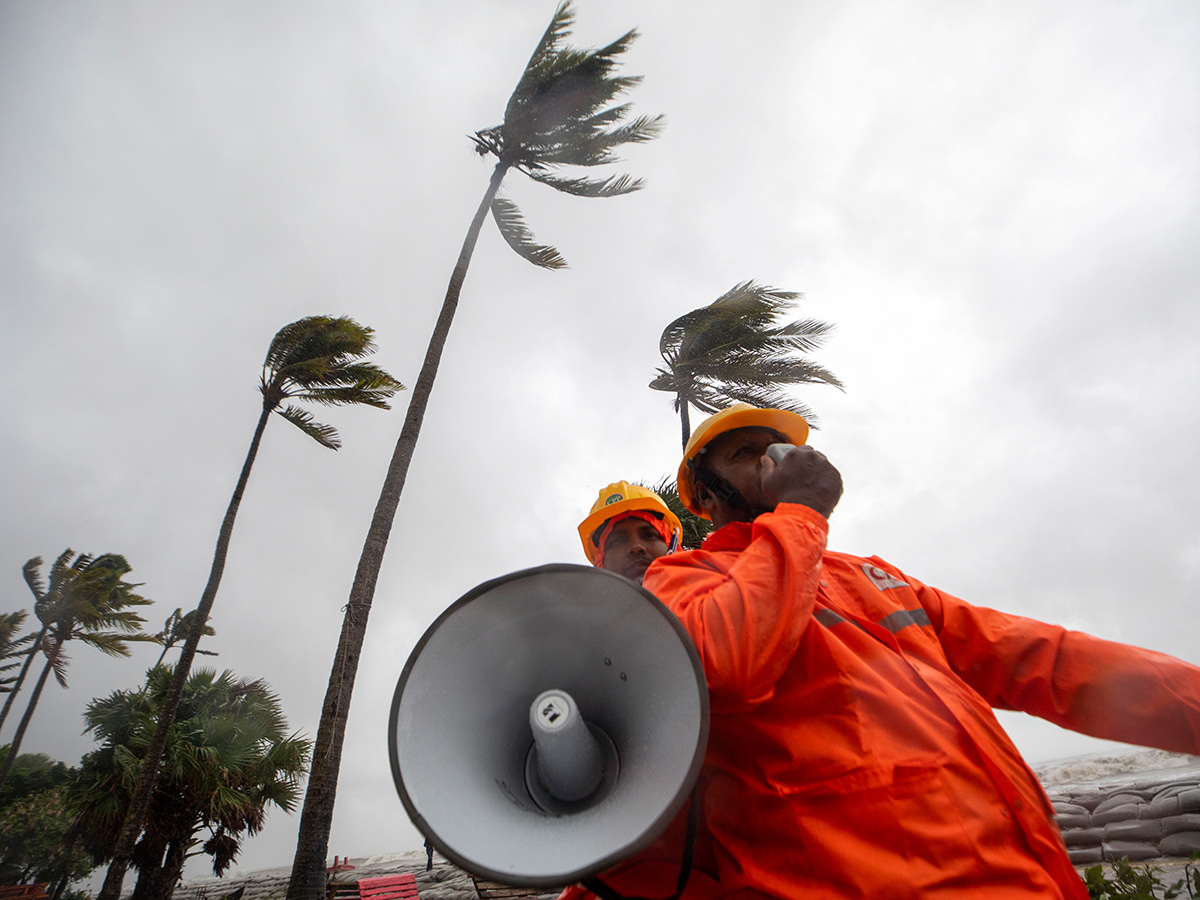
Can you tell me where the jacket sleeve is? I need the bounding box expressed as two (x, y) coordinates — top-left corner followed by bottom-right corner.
(910, 574), (1200, 754)
(643, 503), (828, 709)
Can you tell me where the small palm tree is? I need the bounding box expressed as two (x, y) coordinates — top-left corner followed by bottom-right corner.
(72, 666), (310, 900)
(0, 552), (152, 794)
(95, 316), (400, 900)
(646, 477), (712, 550)
(287, 8), (661, 899)
(0, 559), (66, 734)
(0, 610), (34, 702)
(650, 281), (843, 450)
(148, 608), (216, 668)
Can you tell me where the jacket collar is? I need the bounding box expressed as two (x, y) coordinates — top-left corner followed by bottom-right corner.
(701, 519), (755, 552)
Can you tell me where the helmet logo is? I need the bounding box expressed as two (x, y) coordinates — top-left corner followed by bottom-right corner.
(604, 493), (624, 505)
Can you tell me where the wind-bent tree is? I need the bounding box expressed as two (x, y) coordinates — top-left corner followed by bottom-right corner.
(73, 667), (310, 900)
(0, 558), (63, 734)
(649, 281), (843, 450)
(0, 552), (151, 794)
(288, 6), (662, 898)
(148, 608), (216, 668)
(0, 610), (33, 701)
(95, 316), (400, 900)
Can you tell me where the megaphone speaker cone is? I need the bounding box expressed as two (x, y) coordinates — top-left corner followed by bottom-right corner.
(389, 564), (709, 888)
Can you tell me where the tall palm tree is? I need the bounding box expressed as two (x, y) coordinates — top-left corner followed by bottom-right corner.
(649, 281), (843, 450)
(0, 552), (152, 794)
(288, 7), (662, 899)
(95, 316), (400, 900)
(72, 666), (310, 900)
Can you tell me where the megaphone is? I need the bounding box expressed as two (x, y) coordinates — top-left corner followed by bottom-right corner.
(388, 564), (709, 888)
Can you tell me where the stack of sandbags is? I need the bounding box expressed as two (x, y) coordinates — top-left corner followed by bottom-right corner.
(1048, 781), (1200, 864)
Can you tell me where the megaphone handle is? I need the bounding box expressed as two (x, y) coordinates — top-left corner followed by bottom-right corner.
(581, 783), (700, 900)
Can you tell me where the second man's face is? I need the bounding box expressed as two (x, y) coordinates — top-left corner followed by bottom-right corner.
(601, 516), (669, 583)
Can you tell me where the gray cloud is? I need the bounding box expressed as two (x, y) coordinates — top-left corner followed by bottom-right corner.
(2, 0), (1197, 878)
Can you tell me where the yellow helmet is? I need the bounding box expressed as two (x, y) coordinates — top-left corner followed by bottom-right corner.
(578, 481), (683, 565)
(677, 404), (810, 518)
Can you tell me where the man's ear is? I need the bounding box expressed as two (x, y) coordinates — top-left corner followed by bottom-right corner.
(694, 479), (719, 516)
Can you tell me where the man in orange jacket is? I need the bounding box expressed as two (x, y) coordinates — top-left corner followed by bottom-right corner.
(559, 482), (722, 900)
(641, 404), (1200, 900)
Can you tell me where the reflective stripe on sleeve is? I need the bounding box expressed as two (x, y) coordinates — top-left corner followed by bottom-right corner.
(877, 608), (932, 634)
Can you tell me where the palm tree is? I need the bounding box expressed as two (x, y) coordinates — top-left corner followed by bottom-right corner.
(287, 7), (662, 899)
(0, 557), (66, 734)
(148, 608), (216, 668)
(645, 478), (711, 550)
(649, 281), (843, 450)
(72, 666), (310, 900)
(0, 610), (33, 700)
(95, 316), (400, 900)
(0, 552), (152, 794)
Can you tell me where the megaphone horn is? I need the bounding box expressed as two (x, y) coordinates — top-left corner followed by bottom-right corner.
(388, 564), (709, 888)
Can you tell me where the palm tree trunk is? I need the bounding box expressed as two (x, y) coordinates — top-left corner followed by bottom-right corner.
(0, 654), (54, 793)
(679, 400), (692, 452)
(128, 827), (171, 900)
(96, 402), (274, 900)
(286, 160), (510, 900)
(0, 624), (48, 735)
(144, 835), (189, 900)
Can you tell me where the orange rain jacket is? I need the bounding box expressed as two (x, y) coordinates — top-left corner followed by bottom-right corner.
(634, 503), (1200, 900)
(555, 793), (721, 900)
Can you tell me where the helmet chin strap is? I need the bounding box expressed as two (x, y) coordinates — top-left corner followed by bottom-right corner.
(688, 459), (774, 520)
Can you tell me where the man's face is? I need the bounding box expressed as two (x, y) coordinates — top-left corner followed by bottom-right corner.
(600, 515), (669, 583)
(697, 426), (783, 524)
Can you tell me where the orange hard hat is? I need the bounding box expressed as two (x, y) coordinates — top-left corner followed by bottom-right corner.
(578, 481), (683, 565)
(677, 404), (810, 518)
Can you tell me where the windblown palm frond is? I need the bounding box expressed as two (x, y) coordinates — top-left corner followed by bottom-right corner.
(34, 552), (152, 688)
(277, 407), (341, 450)
(260, 316), (403, 448)
(491, 196), (566, 269)
(469, 1), (663, 268)
(651, 281), (844, 449)
(0, 611), (33, 692)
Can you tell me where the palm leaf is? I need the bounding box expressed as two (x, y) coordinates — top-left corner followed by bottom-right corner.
(504, 1), (576, 123)
(275, 406), (340, 450)
(43, 637), (70, 687)
(490, 197), (567, 269)
(524, 171), (642, 197)
(22, 558), (46, 601)
(74, 632), (137, 658)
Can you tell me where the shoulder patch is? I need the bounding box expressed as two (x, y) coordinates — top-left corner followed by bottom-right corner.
(861, 563), (908, 591)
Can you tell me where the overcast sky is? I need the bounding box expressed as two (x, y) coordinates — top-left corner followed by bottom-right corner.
(3, 0), (1198, 880)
